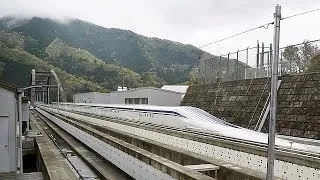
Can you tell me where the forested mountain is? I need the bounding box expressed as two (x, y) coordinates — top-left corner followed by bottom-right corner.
(0, 31), (105, 98)
(0, 16), (249, 98)
(45, 38), (147, 90)
(7, 17), (204, 83)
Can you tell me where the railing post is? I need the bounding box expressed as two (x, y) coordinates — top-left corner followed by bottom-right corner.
(261, 42), (265, 68)
(256, 41), (260, 78)
(246, 47), (249, 65)
(235, 50), (239, 80)
(219, 55), (222, 78)
(204, 59), (207, 84)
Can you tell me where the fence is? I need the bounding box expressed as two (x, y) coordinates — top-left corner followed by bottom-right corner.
(198, 39), (320, 84)
(199, 43), (264, 83)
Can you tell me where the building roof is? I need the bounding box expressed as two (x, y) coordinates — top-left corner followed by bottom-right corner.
(110, 87), (184, 95)
(0, 80), (18, 93)
(161, 85), (189, 94)
(74, 92), (110, 96)
(74, 87), (185, 97)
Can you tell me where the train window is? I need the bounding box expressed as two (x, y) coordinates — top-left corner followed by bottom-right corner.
(141, 98), (148, 104)
(134, 98), (140, 104)
(124, 98), (148, 104)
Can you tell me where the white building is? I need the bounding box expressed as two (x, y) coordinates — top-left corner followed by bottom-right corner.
(0, 81), (18, 172)
(73, 86), (189, 106)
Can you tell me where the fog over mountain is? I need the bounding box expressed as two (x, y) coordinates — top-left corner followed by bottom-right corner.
(1, 0), (320, 64)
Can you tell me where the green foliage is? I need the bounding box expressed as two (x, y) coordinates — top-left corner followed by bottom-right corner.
(0, 31), (24, 49)
(0, 61), (4, 79)
(10, 17), (210, 84)
(0, 16), (30, 30)
(141, 72), (165, 87)
(283, 40), (320, 73)
(308, 54), (320, 73)
(0, 16), (250, 98)
(0, 34), (106, 99)
(185, 69), (199, 85)
(45, 38), (156, 90)
(24, 36), (48, 58)
(119, 67), (143, 88)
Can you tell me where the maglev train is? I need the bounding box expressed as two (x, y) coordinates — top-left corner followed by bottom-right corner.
(49, 102), (320, 153)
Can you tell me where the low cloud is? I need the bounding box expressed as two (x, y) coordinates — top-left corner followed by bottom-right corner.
(1, 0), (320, 65)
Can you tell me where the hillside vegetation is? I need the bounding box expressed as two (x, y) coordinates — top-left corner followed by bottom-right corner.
(6, 17), (204, 84)
(0, 16), (249, 98)
(0, 32), (105, 100)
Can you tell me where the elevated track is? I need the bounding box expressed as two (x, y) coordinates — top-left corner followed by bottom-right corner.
(35, 103), (320, 180)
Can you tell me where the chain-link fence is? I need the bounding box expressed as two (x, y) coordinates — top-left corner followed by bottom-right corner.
(198, 39), (320, 84)
(199, 46), (257, 83)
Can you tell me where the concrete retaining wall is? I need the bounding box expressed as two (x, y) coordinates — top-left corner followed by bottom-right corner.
(181, 73), (320, 139)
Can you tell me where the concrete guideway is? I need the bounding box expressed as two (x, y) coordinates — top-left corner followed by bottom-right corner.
(47, 109), (260, 179)
(0, 172), (43, 180)
(39, 105), (266, 179)
(33, 110), (131, 180)
(40, 105), (320, 180)
(36, 107), (215, 180)
(30, 113), (78, 180)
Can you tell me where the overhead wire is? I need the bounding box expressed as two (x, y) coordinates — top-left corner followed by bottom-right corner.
(198, 22), (274, 49)
(281, 8), (320, 20)
(198, 7), (320, 49)
(199, 37), (320, 62)
(279, 38), (320, 50)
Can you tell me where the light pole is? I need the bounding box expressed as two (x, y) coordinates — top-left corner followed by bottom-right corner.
(267, 4), (281, 180)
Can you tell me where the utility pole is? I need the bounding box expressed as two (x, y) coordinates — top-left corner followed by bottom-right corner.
(17, 89), (23, 173)
(267, 4), (281, 180)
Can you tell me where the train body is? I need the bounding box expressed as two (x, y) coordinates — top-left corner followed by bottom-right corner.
(47, 102), (320, 153)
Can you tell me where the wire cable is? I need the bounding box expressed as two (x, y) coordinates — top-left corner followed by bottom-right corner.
(280, 38), (320, 50)
(198, 22), (273, 49)
(281, 8), (320, 20)
(198, 8), (320, 49)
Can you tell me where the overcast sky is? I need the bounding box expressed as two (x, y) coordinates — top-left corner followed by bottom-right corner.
(1, 0), (320, 65)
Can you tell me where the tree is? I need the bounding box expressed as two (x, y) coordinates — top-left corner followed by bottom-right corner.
(186, 69), (198, 85)
(282, 40), (319, 73)
(300, 41), (319, 71)
(308, 54), (320, 73)
(141, 72), (165, 87)
(282, 45), (300, 73)
(0, 62), (5, 78)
